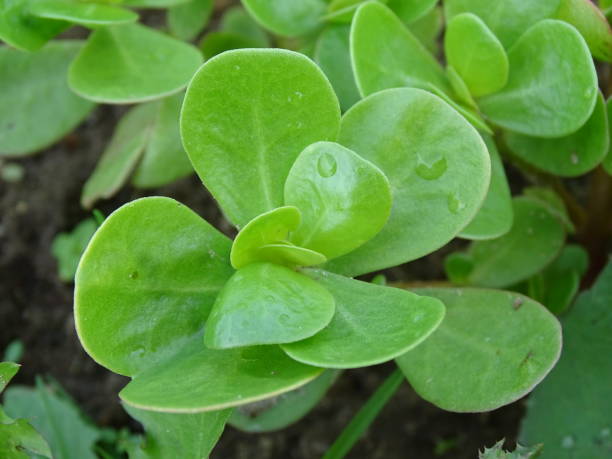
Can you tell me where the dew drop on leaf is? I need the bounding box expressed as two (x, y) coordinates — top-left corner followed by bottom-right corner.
(317, 152), (337, 178)
(415, 156), (447, 180)
(561, 435), (575, 449)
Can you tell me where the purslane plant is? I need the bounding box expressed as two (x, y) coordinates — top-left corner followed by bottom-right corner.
(74, 48), (562, 455)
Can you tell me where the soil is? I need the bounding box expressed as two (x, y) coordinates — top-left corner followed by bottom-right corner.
(0, 103), (525, 459)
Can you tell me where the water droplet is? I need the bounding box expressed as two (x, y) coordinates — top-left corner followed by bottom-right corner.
(561, 435), (575, 449)
(317, 152), (337, 178)
(208, 249), (217, 258)
(279, 313), (291, 325)
(234, 65), (240, 70)
(447, 193), (465, 214)
(570, 153), (579, 164)
(415, 156), (447, 180)
(295, 91), (303, 99)
(129, 271), (138, 280)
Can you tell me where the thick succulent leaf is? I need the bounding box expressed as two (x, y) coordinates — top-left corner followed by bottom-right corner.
(446, 66), (477, 109)
(131, 93), (193, 188)
(29, 0), (138, 27)
(281, 270), (445, 368)
(520, 261), (612, 458)
(324, 0), (367, 23)
(0, 0), (68, 51)
(242, 0), (326, 36)
(120, 343), (322, 412)
(479, 20), (598, 138)
(75, 197), (234, 377)
(256, 244), (326, 267)
(230, 206), (301, 269)
(122, 0), (190, 7)
(221, 6), (270, 46)
(396, 287), (562, 412)
(445, 13), (508, 97)
(605, 97), (612, 175)
(406, 5), (443, 53)
(444, 0), (562, 48)
(523, 187), (575, 233)
(81, 103), (157, 209)
(326, 88), (490, 276)
(199, 32), (263, 59)
(204, 262), (335, 349)
(167, 0), (213, 41)
(0, 362), (19, 393)
(68, 23), (202, 104)
(51, 218), (97, 282)
(181, 49), (340, 227)
(124, 404), (230, 459)
(351, 1), (450, 96)
(0, 411), (52, 459)
(505, 92), (609, 177)
(230, 370), (339, 432)
(0, 41), (94, 157)
(556, 0), (612, 62)
(386, 0), (437, 24)
(459, 136), (513, 240)
(285, 141), (392, 260)
(315, 24), (360, 111)
(446, 197), (566, 288)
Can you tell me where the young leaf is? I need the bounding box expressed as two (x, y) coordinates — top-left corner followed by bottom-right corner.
(221, 6), (270, 46)
(386, 0), (437, 24)
(204, 262), (335, 349)
(459, 136), (513, 240)
(505, 91), (609, 177)
(446, 66), (477, 109)
(29, 0), (139, 27)
(479, 440), (543, 459)
(396, 287), (562, 412)
(255, 243), (327, 268)
(51, 218), (98, 282)
(445, 197), (566, 288)
(68, 23), (202, 104)
(281, 270), (445, 368)
(444, 0), (562, 48)
(120, 343), (322, 413)
(444, 13), (508, 97)
(181, 49), (341, 227)
(406, 5), (443, 54)
(242, 0), (327, 37)
(315, 24), (361, 111)
(350, 1), (451, 97)
(229, 370), (339, 432)
(479, 20), (598, 138)
(0, 362), (19, 393)
(0, 41), (94, 157)
(124, 404), (230, 459)
(0, 410), (52, 459)
(285, 141), (392, 260)
(326, 88), (490, 276)
(75, 197), (234, 377)
(167, 0), (213, 41)
(520, 261), (612, 458)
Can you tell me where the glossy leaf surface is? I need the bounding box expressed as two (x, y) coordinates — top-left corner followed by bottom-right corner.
(285, 141), (392, 260)
(0, 41), (94, 157)
(505, 92), (609, 177)
(256, 244), (326, 268)
(29, 0), (138, 27)
(445, 13), (508, 97)
(120, 343), (322, 412)
(167, 0), (213, 41)
(204, 262), (335, 349)
(281, 270), (445, 368)
(181, 49), (340, 227)
(386, 0), (436, 23)
(75, 197), (234, 376)
(0, 362), (19, 393)
(397, 287), (562, 412)
(479, 20), (598, 138)
(69, 23), (202, 103)
(326, 88), (490, 276)
(242, 0), (326, 36)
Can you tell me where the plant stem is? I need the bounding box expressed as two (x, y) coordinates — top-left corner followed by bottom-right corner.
(323, 368), (404, 459)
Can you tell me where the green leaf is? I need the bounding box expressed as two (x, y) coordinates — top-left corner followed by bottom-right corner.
(479, 440), (543, 459)
(51, 218), (98, 282)
(446, 197), (566, 288)
(351, 1), (451, 97)
(242, 0), (326, 36)
(446, 66), (477, 109)
(181, 48), (340, 228)
(220, 6), (270, 46)
(386, 0), (436, 23)
(68, 23), (202, 104)
(520, 261), (612, 458)
(120, 343), (322, 412)
(122, 0), (190, 7)
(522, 187), (574, 232)
(396, 287), (562, 412)
(124, 404), (230, 459)
(605, 97), (612, 175)
(555, 0), (612, 62)
(281, 270), (445, 368)
(230, 370), (339, 432)
(81, 103), (157, 209)
(167, 0), (213, 41)
(204, 262), (335, 349)
(285, 141), (392, 260)
(444, 0), (562, 48)
(3, 380), (101, 459)
(75, 197), (234, 376)
(256, 243), (327, 268)
(29, 0), (139, 27)
(445, 13), (508, 97)
(459, 136), (513, 240)
(479, 20), (598, 138)
(324, 0), (369, 23)
(326, 88), (490, 276)
(0, 0), (69, 51)
(0, 41), (94, 157)
(315, 24), (361, 111)
(406, 5), (443, 54)
(0, 411), (52, 459)
(505, 91), (609, 177)
(199, 31), (263, 60)
(0, 362), (19, 394)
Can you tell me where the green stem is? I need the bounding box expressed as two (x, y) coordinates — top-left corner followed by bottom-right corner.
(323, 368), (404, 459)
